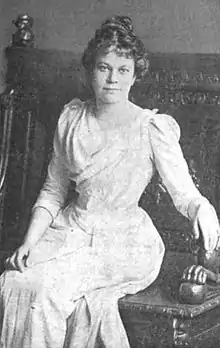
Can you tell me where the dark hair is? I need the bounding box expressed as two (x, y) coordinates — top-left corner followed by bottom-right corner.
(81, 15), (149, 83)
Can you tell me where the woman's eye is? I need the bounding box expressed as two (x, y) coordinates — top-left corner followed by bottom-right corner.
(98, 65), (108, 72)
(119, 68), (129, 74)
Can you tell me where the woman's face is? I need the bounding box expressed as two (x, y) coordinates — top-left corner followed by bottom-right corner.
(91, 48), (136, 105)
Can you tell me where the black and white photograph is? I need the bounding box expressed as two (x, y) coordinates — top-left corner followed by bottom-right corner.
(1, 1), (220, 347)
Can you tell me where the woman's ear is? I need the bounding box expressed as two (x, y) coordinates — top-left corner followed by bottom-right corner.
(80, 67), (93, 93)
(132, 74), (137, 86)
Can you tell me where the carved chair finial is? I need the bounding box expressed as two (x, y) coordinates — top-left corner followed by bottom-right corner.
(12, 14), (34, 47)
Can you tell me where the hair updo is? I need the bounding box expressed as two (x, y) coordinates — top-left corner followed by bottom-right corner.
(82, 15), (149, 83)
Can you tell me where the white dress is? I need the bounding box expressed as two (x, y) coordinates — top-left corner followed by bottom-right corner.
(0, 98), (210, 348)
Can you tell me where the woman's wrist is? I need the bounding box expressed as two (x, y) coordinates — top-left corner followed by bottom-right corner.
(22, 206), (53, 248)
(187, 196), (210, 221)
(32, 206), (54, 223)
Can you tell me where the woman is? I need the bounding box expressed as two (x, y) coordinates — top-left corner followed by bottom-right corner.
(0, 15), (219, 348)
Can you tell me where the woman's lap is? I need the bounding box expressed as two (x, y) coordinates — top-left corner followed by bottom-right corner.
(0, 215), (165, 321)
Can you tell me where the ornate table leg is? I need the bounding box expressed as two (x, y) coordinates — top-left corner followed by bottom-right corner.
(172, 318), (195, 348)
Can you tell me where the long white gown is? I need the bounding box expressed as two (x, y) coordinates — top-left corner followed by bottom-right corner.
(0, 98), (210, 347)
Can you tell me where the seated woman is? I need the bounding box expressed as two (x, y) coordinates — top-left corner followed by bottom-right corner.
(0, 15), (220, 348)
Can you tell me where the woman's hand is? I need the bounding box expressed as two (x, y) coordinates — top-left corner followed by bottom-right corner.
(4, 207), (54, 273)
(5, 243), (32, 272)
(193, 203), (220, 252)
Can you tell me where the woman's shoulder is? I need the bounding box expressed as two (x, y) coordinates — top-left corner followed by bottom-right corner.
(58, 98), (85, 125)
(63, 97), (85, 111)
(138, 106), (180, 141)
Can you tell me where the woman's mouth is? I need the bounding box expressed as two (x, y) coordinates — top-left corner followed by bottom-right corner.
(103, 87), (120, 91)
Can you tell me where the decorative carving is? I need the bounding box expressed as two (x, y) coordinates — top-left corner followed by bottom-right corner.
(12, 14), (34, 47)
(136, 67), (220, 105)
(133, 335), (146, 348)
(0, 90), (15, 240)
(151, 69), (220, 87)
(121, 312), (171, 348)
(0, 84), (38, 244)
(188, 159), (200, 189)
(179, 265), (208, 305)
(179, 238), (220, 305)
(173, 318), (190, 347)
(146, 88), (220, 106)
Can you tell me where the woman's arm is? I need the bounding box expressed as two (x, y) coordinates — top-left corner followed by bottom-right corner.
(148, 113), (220, 252)
(5, 155), (70, 272)
(5, 104), (73, 272)
(32, 108), (71, 221)
(23, 207), (53, 247)
(5, 207), (53, 272)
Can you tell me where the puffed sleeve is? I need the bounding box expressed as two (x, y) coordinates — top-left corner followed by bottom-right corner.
(148, 113), (210, 220)
(32, 98), (81, 221)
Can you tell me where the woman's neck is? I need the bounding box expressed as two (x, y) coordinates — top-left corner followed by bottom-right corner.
(94, 99), (132, 125)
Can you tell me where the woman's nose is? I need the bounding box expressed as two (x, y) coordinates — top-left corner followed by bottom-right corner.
(107, 69), (118, 83)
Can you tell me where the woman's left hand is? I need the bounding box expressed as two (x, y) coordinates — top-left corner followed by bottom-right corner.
(193, 203), (220, 252)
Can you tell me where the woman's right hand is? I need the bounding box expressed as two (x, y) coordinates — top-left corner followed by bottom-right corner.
(4, 243), (32, 272)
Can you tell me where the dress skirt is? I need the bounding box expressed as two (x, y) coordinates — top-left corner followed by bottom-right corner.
(0, 207), (165, 348)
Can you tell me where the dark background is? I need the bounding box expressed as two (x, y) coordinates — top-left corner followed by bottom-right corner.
(1, 0), (220, 93)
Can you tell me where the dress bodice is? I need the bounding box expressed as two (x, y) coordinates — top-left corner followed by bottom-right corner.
(33, 98), (208, 226)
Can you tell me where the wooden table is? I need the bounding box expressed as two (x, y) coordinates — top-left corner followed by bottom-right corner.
(119, 251), (220, 348)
